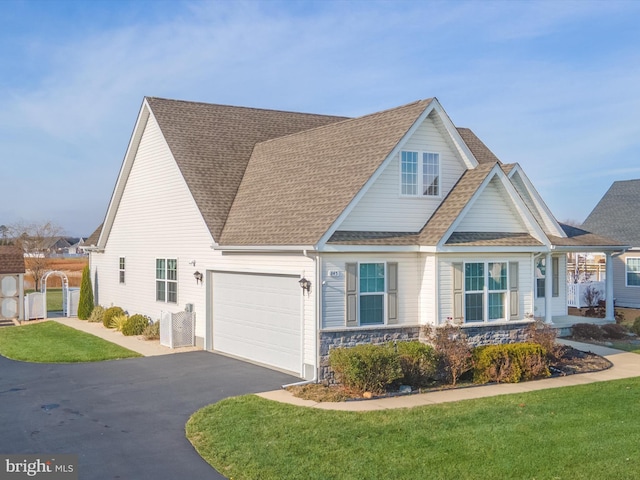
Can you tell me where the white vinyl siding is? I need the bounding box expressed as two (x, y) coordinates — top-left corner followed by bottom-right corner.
(455, 177), (527, 233)
(439, 254), (534, 324)
(89, 114), (214, 341)
(338, 114), (466, 232)
(321, 253), (419, 329)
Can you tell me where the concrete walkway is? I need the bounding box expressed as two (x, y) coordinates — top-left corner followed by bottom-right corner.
(258, 339), (640, 411)
(52, 317), (200, 356)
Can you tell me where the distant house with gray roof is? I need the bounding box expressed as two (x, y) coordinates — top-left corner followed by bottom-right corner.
(582, 179), (640, 308)
(87, 96), (625, 380)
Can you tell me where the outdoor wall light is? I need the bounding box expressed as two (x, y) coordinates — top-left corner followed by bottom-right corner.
(299, 277), (311, 295)
(193, 271), (203, 284)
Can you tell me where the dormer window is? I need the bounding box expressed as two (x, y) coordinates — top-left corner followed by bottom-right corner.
(400, 151), (440, 196)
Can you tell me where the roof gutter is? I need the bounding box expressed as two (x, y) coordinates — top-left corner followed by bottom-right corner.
(211, 244), (317, 252)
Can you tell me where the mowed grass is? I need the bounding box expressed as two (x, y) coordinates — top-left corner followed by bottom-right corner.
(187, 379), (640, 480)
(25, 288), (63, 311)
(0, 321), (141, 362)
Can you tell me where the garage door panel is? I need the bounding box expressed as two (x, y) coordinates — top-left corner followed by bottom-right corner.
(212, 272), (301, 374)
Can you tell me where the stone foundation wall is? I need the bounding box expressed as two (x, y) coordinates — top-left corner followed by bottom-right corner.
(461, 323), (531, 347)
(319, 327), (421, 382)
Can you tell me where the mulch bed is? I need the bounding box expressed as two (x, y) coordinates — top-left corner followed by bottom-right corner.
(288, 345), (613, 403)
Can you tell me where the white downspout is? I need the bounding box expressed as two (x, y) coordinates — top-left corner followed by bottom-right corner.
(282, 249), (320, 388)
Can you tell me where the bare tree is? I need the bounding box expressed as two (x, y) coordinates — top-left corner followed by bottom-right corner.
(9, 221), (64, 290)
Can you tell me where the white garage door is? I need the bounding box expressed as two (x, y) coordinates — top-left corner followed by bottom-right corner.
(212, 272), (301, 374)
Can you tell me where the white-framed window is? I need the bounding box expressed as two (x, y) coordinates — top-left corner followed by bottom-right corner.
(346, 261), (398, 327)
(119, 257), (125, 284)
(359, 263), (385, 325)
(464, 261), (508, 322)
(156, 258), (177, 303)
(400, 150), (440, 197)
(626, 258), (640, 287)
(535, 257), (559, 298)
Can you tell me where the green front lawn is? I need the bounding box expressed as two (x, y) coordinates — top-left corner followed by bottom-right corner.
(25, 288), (63, 311)
(0, 321), (141, 362)
(187, 379), (640, 479)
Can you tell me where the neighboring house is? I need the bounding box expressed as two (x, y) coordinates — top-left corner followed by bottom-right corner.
(0, 245), (26, 323)
(87, 96), (625, 380)
(582, 179), (640, 308)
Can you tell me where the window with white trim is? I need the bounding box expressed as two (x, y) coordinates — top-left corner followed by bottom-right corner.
(400, 151), (440, 196)
(464, 261), (507, 322)
(535, 257), (559, 298)
(359, 263), (385, 325)
(119, 257), (125, 284)
(156, 258), (177, 303)
(627, 258), (640, 287)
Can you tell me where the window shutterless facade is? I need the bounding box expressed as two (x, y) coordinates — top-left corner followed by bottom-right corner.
(156, 258), (177, 303)
(400, 151), (440, 197)
(627, 258), (640, 287)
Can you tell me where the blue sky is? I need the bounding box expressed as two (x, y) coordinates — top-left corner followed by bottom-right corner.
(1, 0), (639, 236)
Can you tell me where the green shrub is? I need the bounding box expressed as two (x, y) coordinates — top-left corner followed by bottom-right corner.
(395, 341), (437, 387)
(77, 265), (94, 320)
(142, 321), (160, 340)
(103, 306), (125, 328)
(571, 323), (604, 341)
(329, 344), (402, 394)
(122, 314), (149, 336)
(473, 342), (550, 384)
(88, 305), (105, 323)
(632, 317), (640, 336)
(112, 314), (129, 332)
(601, 323), (628, 340)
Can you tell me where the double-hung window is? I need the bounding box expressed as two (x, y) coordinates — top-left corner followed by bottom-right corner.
(464, 262), (508, 322)
(359, 263), (385, 325)
(627, 258), (640, 287)
(345, 262), (398, 327)
(401, 151), (440, 197)
(119, 257), (125, 284)
(156, 258), (177, 303)
(535, 257), (559, 298)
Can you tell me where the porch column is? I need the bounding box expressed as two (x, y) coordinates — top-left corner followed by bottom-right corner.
(545, 252), (553, 324)
(605, 252), (614, 321)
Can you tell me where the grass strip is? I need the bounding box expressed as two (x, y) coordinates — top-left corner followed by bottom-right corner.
(0, 321), (141, 362)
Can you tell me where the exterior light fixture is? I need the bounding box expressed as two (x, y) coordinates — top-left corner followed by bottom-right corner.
(193, 271), (203, 284)
(299, 277), (311, 295)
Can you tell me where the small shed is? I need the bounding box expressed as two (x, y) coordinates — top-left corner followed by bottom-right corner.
(0, 246), (25, 323)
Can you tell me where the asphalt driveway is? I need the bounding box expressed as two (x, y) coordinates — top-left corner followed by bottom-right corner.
(0, 351), (297, 479)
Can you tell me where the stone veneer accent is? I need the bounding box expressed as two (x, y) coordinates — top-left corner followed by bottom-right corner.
(319, 322), (532, 383)
(319, 327), (420, 382)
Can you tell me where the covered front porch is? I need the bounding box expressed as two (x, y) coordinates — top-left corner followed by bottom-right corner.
(547, 314), (614, 337)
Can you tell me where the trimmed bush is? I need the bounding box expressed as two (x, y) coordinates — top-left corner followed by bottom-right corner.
(77, 265), (94, 320)
(112, 314), (129, 332)
(122, 314), (149, 336)
(601, 323), (628, 340)
(395, 341), (437, 387)
(329, 344), (402, 394)
(88, 305), (105, 323)
(572, 323), (604, 341)
(103, 306), (125, 328)
(632, 317), (640, 336)
(142, 321), (160, 340)
(473, 342), (550, 384)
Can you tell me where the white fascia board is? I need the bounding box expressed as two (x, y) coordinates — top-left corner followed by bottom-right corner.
(316, 101), (438, 249)
(213, 244), (317, 253)
(319, 244), (420, 253)
(430, 99), (478, 169)
(436, 245), (549, 254)
(507, 164), (566, 237)
(436, 165), (551, 249)
(97, 99), (151, 249)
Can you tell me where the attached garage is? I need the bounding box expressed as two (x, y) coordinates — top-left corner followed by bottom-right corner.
(211, 271), (302, 375)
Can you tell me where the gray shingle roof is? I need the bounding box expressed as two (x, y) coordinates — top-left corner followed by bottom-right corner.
(445, 232), (543, 246)
(0, 246), (25, 274)
(551, 223), (627, 248)
(456, 128), (502, 165)
(581, 179), (640, 245)
(219, 99), (434, 246)
(147, 97), (348, 242)
(85, 223), (103, 247)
